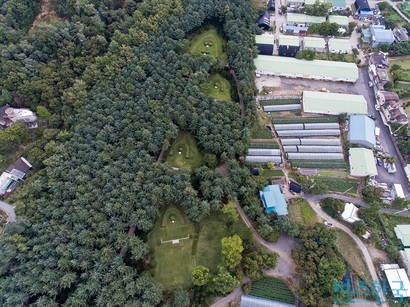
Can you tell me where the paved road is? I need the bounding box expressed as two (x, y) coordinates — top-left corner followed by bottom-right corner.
(0, 201), (16, 222)
(356, 67), (410, 197)
(304, 194), (387, 306)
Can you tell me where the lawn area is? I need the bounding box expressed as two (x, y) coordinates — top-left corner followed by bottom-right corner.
(149, 205), (196, 289)
(164, 132), (203, 170)
(391, 58), (410, 70)
(188, 28), (224, 58)
(201, 74), (232, 101)
(251, 277), (296, 304)
(315, 52), (355, 63)
(334, 230), (372, 283)
(249, 141), (280, 149)
(149, 205), (248, 289)
(288, 199), (318, 226)
(311, 176), (359, 196)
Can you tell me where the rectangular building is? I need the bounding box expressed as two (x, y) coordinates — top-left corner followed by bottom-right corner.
(348, 114), (376, 148)
(328, 38), (352, 53)
(255, 34), (275, 55)
(287, 13), (326, 26)
(302, 91), (368, 115)
(254, 55), (358, 82)
(349, 148), (378, 177)
(303, 37), (326, 52)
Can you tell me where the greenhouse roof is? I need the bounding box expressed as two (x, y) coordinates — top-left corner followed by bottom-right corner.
(241, 294), (294, 307)
(349, 148), (377, 177)
(302, 91), (367, 115)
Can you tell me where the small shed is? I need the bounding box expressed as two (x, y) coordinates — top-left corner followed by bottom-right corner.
(257, 12), (271, 30)
(250, 168), (260, 176)
(289, 181), (302, 193)
(341, 203), (361, 223)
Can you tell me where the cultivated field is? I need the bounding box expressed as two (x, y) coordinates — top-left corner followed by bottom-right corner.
(251, 277), (295, 304)
(165, 132), (203, 170)
(288, 199), (318, 226)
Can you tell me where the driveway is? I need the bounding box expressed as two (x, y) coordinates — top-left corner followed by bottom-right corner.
(0, 201), (16, 222)
(304, 194), (387, 306)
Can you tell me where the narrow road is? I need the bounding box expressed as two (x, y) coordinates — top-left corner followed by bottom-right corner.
(304, 195), (387, 306)
(0, 201), (16, 222)
(211, 203), (298, 307)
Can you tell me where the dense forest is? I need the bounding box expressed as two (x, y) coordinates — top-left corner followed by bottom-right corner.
(0, 0), (261, 305)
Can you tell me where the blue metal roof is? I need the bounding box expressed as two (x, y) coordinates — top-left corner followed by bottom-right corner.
(348, 115), (376, 148)
(260, 185), (288, 215)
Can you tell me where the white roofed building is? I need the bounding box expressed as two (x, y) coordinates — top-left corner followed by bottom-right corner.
(341, 203), (361, 223)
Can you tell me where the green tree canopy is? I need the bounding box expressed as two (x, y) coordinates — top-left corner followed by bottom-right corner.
(191, 265), (211, 286)
(221, 235), (244, 269)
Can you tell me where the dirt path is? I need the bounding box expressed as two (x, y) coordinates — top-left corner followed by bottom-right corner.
(29, 0), (56, 33)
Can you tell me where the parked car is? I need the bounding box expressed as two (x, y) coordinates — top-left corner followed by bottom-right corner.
(357, 44), (361, 49)
(324, 221), (333, 227)
(375, 104), (380, 111)
(369, 81), (373, 87)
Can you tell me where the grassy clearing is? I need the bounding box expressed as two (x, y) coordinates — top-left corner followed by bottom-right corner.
(335, 229), (372, 283)
(165, 132), (203, 170)
(149, 205), (196, 289)
(288, 201), (304, 224)
(300, 200), (318, 226)
(318, 169), (349, 177)
(249, 142), (279, 149)
(149, 205), (248, 289)
(260, 99), (300, 106)
(252, 113), (273, 139)
(272, 116), (338, 124)
(290, 160), (347, 169)
(262, 169), (284, 178)
(201, 74), (232, 101)
(188, 28), (224, 58)
(391, 58), (410, 70)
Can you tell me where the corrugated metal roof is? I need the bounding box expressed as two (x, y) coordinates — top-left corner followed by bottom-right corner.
(241, 294), (294, 307)
(274, 124), (304, 130)
(261, 185), (288, 215)
(248, 149), (281, 156)
(287, 13), (326, 24)
(255, 34), (275, 45)
(348, 148), (377, 176)
(264, 104), (301, 112)
(328, 15), (349, 26)
(329, 0), (346, 7)
(328, 38), (352, 51)
(304, 37), (326, 49)
(287, 152), (344, 159)
(301, 138), (341, 145)
(371, 27), (395, 43)
(254, 55), (358, 81)
(384, 269), (410, 297)
(303, 91), (368, 115)
(348, 115), (376, 148)
(395, 225), (410, 246)
(279, 35), (300, 46)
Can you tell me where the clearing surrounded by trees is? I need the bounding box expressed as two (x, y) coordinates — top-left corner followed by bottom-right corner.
(164, 132), (203, 170)
(201, 74), (233, 102)
(188, 28), (224, 58)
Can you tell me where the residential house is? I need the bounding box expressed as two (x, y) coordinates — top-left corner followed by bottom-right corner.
(393, 26), (409, 43)
(260, 184), (288, 216)
(0, 157), (32, 195)
(388, 106), (408, 124)
(257, 11), (271, 30)
(377, 91), (400, 105)
(289, 181), (302, 193)
(0, 104), (37, 129)
(370, 26), (395, 46)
